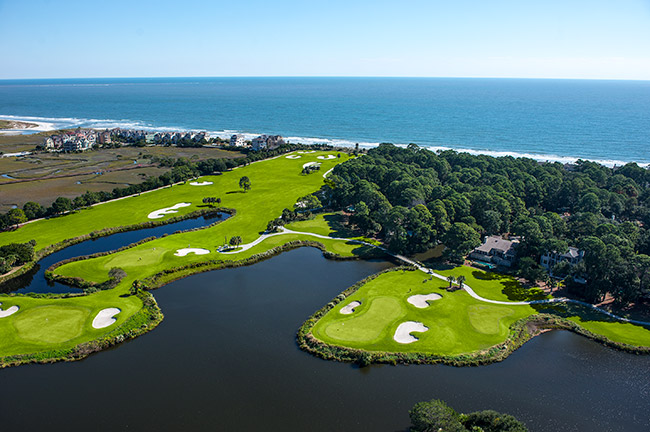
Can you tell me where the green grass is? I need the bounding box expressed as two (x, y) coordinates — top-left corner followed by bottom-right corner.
(312, 269), (537, 355)
(0, 290), (141, 356)
(311, 266), (650, 357)
(286, 212), (380, 245)
(0, 151), (355, 361)
(434, 265), (550, 302)
(1, 152), (346, 251)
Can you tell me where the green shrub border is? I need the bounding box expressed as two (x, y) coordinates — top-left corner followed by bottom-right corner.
(297, 267), (650, 367)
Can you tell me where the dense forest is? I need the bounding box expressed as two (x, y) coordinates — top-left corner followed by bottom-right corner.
(324, 144), (650, 305)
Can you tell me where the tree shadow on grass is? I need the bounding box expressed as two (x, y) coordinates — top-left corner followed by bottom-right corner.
(532, 302), (650, 331)
(429, 262), (457, 271)
(226, 190), (245, 194)
(323, 213), (359, 238)
(350, 243), (388, 259)
(472, 270), (509, 281)
(471, 270), (547, 302)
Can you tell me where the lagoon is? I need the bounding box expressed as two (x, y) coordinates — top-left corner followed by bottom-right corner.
(0, 247), (647, 431)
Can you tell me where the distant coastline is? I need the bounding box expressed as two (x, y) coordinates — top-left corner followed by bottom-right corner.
(2, 113), (646, 168)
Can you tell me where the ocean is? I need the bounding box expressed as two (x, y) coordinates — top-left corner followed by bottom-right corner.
(0, 77), (648, 166)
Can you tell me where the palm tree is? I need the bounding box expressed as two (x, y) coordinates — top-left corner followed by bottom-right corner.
(446, 275), (455, 289)
(457, 275), (466, 289)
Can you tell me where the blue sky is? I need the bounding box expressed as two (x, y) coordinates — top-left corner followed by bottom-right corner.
(1, 0), (649, 79)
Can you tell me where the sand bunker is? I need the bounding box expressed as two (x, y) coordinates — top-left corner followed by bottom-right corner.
(92, 308), (121, 329)
(317, 155), (337, 160)
(0, 303), (19, 318)
(302, 161), (321, 169)
(297, 150), (316, 154)
(286, 155), (302, 159)
(340, 301), (361, 315)
(148, 202), (191, 219)
(407, 293), (442, 308)
(393, 321), (428, 344)
(175, 248), (210, 256)
(190, 181), (213, 186)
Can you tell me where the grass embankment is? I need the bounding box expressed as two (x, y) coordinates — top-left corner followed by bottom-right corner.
(0, 151), (358, 365)
(303, 264), (650, 365)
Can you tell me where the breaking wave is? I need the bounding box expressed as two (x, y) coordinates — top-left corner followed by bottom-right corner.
(0, 114), (646, 168)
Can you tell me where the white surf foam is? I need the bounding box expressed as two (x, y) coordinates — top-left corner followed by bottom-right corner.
(2, 114), (646, 167)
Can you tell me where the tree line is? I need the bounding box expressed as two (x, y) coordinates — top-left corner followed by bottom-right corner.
(324, 143), (650, 305)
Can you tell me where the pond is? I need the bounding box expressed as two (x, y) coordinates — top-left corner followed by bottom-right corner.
(0, 247), (647, 431)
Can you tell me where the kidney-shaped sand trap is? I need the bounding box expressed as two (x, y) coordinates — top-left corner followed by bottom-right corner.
(92, 308), (121, 329)
(148, 202), (191, 219)
(393, 321), (429, 344)
(407, 293), (442, 308)
(317, 155), (337, 160)
(189, 181), (213, 186)
(302, 161), (321, 169)
(340, 301), (361, 315)
(286, 155), (302, 159)
(174, 248), (210, 257)
(297, 150), (316, 154)
(0, 303), (19, 318)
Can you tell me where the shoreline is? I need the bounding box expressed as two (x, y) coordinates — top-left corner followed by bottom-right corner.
(0, 117), (56, 135)
(1, 113), (648, 167)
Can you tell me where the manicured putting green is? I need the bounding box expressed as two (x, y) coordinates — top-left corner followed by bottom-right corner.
(14, 306), (89, 343)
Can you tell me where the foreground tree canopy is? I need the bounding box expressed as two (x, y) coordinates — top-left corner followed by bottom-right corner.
(325, 143), (650, 305)
(409, 399), (528, 432)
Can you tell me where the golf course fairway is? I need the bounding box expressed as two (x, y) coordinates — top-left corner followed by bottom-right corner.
(0, 150), (362, 366)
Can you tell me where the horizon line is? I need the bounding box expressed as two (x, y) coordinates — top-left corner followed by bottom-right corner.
(1, 75), (649, 82)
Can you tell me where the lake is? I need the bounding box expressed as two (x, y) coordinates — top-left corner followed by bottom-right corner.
(0, 247), (648, 431)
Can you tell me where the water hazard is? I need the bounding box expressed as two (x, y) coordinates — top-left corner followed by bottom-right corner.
(1, 212), (229, 294)
(0, 247), (647, 431)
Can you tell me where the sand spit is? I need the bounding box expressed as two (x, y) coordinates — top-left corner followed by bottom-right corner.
(92, 308), (121, 329)
(148, 202), (191, 219)
(393, 321), (428, 344)
(340, 301), (361, 315)
(407, 293), (442, 308)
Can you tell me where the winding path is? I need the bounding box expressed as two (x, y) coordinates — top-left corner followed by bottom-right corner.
(218, 228), (650, 327)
